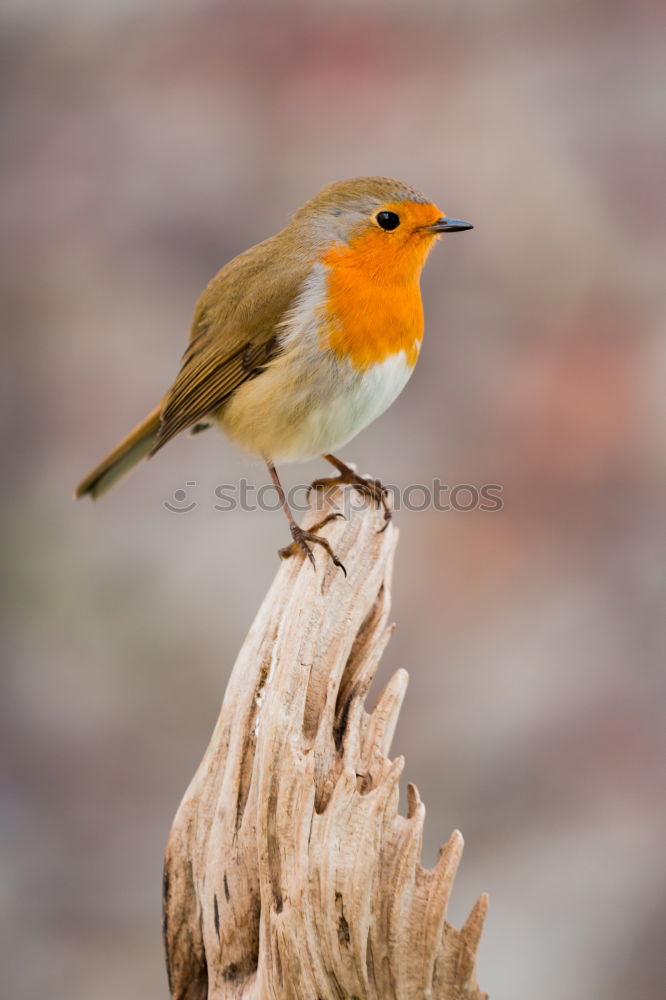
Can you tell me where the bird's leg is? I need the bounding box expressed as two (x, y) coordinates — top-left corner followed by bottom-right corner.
(267, 462), (346, 575)
(309, 453), (392, 531)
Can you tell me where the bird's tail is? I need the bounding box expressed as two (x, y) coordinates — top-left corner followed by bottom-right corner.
(75, 404), (163, 500)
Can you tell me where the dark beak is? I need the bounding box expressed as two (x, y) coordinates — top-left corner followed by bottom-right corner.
(426, 217), (474, 233)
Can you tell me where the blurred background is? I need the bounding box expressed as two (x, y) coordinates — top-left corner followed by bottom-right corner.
(2, 1), (664, 997)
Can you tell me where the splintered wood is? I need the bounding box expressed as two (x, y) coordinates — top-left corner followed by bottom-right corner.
(163, 488), (488, 999)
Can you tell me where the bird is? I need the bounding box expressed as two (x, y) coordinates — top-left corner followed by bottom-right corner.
(75, 177), (472, 572)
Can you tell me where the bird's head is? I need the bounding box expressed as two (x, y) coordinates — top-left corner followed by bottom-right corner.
(292, 176), (472, 282)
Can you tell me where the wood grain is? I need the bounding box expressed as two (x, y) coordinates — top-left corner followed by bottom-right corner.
(163, 487), (488, 999)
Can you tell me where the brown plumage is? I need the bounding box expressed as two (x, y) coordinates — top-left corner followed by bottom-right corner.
(75, 234), (310, 498)
(75, 176), (473, 569)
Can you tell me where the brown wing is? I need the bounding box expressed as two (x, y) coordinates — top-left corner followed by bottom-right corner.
(151, 231), (311, 454)
(151, 332), (280, 452)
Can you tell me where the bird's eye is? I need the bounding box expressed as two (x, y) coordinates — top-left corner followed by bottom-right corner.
(376, 211), (400, 231)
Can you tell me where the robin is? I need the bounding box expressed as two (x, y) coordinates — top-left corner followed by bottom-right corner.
(75, 177), (472, 572)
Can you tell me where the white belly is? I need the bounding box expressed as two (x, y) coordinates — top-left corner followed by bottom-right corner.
(217, 263), (418, 461)
(219, 349), (415, 462)
(291, 350), (414, 458)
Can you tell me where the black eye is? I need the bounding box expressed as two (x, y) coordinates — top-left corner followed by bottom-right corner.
(376, 211), (400, 231)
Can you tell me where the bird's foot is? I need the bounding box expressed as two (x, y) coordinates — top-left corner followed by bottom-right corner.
(278, 513), (346, 575)
(308, 467), (392, 532)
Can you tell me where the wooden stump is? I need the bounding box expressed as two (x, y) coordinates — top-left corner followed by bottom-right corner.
(163, 487), (488, 999)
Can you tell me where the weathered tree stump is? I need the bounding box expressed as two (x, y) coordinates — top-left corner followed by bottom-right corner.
(163, 487), (488, 999)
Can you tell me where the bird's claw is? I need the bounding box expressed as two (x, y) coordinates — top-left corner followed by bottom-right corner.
(278, 513), (346, 575)
(309, 471), (392, 532)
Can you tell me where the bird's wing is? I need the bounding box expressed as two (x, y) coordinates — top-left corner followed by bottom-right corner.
(151, 234), (310, 454)
(152, 333), (281, 452)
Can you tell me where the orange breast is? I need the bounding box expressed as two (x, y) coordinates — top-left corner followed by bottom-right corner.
(320, 200), (441, 370)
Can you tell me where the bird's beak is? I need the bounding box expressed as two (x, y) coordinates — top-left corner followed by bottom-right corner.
(425, 217), (474, 233)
